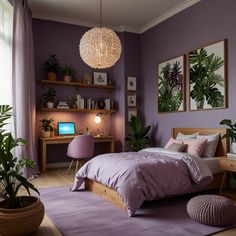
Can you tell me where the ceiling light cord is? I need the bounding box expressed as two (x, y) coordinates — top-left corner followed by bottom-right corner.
(99, 0), (102, 28)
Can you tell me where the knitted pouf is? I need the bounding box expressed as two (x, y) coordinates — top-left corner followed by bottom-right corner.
(187, 195), (235, 226)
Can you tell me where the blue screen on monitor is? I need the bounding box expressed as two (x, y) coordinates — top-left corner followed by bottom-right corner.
(58, 122), (76, 135)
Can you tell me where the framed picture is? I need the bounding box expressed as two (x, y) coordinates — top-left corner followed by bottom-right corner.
(93, 72), (107, 85)
(157, 55), (185, 113)
(128, 109), (137, 121)
(127, 94), (136, 107)
(127, 77), (136, 91)
(189, 40), (227, 111)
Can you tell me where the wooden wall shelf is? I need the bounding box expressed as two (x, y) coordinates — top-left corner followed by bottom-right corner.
(40, 80), (116, 89)
(39, 108), (116, 114)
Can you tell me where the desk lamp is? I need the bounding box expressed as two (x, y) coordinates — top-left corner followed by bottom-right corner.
(94, 114), (102, 136)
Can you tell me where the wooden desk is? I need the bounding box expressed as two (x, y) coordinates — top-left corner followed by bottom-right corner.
(39, 135), (115, 172)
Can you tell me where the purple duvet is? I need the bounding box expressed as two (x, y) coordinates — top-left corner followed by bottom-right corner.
(71, 148), (213, 216)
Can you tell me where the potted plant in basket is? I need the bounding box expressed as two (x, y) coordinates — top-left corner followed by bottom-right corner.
(220, 119), (236, 153)
(44, 55), (60, 81)
(43, 87), (56, 108)
(61, 65), (76, 82)
(39, 117), (54, 138)
(0, 105), (44, 236)
(125, 116), (151, 151)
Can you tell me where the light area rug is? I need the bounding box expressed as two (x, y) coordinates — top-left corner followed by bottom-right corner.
(39, 186), (235, 236)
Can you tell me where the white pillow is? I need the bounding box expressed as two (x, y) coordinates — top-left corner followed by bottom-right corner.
(176, 132), (199, 140)
(196, 133), (219, 157)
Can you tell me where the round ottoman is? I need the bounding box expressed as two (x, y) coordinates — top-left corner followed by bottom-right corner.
(187, 195), (235, 226)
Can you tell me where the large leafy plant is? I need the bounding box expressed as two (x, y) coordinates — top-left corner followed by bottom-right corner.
(190, 48), (224, 109)
(158, 61), (183, 112)
(220, 119), (236, 143)
(0, 105), (39, 209)
(125, 116), (151, 152)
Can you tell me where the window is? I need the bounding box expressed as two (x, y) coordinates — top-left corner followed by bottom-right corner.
(0, 0), (13, 132)
(0, 0), (13, 105)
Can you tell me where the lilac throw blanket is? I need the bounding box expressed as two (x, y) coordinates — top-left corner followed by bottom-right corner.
(72, 148), (213, 216)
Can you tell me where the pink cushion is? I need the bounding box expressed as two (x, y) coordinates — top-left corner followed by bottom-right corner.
(164, 138), (183, 149)
(183, 139), (207, 157)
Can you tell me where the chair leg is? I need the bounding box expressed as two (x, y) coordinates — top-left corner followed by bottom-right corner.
(67, 160), (74, 174)
(75, 160), (80, 175)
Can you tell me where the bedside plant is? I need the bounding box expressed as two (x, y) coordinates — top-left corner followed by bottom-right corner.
(220, 119), (236, 153)
(44, 55), (60, 81)
(39, 117), (54, 138)
(125, 116), (151, 152)
(62, 65), (76, 82)
(43, 87), (56, 108)
(0, 105), (44, 235)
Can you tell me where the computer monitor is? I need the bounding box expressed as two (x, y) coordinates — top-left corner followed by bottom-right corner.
(57, 122), (76, 135)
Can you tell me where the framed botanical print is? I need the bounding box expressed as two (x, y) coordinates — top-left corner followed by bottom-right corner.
(128, 109), (137, 121)
(157, 55), (185, 113)
(189, 39), (227, 111)
(127, 94), (136, 107)
(127, 77), (136, 91)
(93, 72), (107, 85)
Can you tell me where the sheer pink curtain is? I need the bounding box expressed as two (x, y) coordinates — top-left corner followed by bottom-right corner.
(12, 0), (37, 178)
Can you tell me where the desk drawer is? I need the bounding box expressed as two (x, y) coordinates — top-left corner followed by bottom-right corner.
(220, 158), (236, 172)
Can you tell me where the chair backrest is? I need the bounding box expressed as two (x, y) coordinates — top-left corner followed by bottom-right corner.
(67, 134), (94, 159)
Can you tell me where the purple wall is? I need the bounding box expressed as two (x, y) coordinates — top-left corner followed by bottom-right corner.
(32, 19), (140, 163)
(141, 0), (236, 147)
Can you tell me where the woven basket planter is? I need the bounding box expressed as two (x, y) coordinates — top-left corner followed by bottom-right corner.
(0, 196), (44, 236)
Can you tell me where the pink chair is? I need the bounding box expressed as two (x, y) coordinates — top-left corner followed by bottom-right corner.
(67, 134), (94, 174)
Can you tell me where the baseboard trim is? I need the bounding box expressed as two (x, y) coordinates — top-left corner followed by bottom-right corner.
(46, 162), (70, 168)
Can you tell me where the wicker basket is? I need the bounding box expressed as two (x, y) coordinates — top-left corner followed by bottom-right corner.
(0, 196), (44, 236)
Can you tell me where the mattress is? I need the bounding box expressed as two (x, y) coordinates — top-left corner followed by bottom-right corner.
(202, 157), (222, 174)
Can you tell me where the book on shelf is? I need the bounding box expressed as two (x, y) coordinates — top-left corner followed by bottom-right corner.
(227, 153), (236, 158)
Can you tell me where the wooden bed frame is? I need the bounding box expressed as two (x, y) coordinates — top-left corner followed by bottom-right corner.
(85, 128), (229, 211)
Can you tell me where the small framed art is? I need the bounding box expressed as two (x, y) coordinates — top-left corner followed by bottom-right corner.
(93, 72), (107, 85)
(127, 94), (136, 107)
(128, 109), (137, 121)
(127, 77), (136, 91)
(189, 39), (227, 111)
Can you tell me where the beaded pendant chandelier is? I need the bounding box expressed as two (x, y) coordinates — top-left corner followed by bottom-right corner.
(79, 0), (122, 69)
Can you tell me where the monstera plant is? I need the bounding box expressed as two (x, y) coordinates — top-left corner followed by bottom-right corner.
(158, 61), (183, 112)
(189, 48), (224, 109)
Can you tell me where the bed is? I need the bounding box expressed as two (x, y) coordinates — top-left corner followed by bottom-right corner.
(72, 128), (229, 216)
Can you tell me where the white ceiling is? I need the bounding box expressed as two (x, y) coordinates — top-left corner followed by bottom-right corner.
(28, 0), (201, 33)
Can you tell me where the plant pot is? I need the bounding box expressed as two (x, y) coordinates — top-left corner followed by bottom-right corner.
(63, 75), (72, 82)
(41, 130), (50, 138)
(0, 196), (44, 236)
(47, 72), (57, 81)
(231, 142), (236, 153)
(47, 102), (54, 109)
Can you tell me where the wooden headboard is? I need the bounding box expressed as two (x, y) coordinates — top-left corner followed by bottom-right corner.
(172, 128), (229, 157)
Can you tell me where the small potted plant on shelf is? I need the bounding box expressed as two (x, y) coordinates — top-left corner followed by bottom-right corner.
(220, 119), (236, 153)
(43, 55), (60, 81)
(43, 87), (56, 108)
(61, 65), (75, 82)
(0, 105), (44, 236)
(39, 117), (54, 138)
(125, 116), (151, 152)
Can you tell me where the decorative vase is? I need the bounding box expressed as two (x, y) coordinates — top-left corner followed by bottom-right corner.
(41, 130), (50, 138)
(231, 142), (236, 153)
(47, 72), (57, 81)
(0, 196), (44, 236)
(63, 75), (72, 82)
(47, 102), (54, 109)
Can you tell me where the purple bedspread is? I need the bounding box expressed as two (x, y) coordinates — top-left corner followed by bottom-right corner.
(72, 148), (213, 216)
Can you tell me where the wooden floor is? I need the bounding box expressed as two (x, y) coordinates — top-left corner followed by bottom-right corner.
(31, 168), (236, 236)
